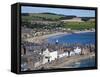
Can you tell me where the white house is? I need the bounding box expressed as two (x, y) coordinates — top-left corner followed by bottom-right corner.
(58, 52), (69, 58)
(42, 48), (58, 64)
(74, 47), (81, 55)
(42, 48), (50, 64)
(69, 51), (75, 56)
(49, 51), (57, 62)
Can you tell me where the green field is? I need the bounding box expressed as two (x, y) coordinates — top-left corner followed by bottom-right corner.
(22, 13), (95, 30)
(22, 13), (64, 21)
(63, 22), (95, 30)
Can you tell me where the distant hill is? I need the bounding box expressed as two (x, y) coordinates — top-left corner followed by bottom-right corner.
(21, 13), (95, 21)
(22, 13), (65, 21)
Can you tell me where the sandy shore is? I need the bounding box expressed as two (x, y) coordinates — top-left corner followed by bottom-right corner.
(38, 32), (68, 39)
(23, 30), (95, 43)
(24, 32), (68, 43)
(74, 30), (95, 34)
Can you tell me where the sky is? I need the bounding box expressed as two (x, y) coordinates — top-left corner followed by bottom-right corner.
(21, 6), (95, 17)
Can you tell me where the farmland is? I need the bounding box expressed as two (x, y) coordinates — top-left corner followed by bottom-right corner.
(22, 13), (65, 21)
(21, 13), (95, 30)
(63, 22), (95, 30)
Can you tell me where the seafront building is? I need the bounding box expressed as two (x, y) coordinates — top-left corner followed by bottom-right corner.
(21, 41), (91, 71)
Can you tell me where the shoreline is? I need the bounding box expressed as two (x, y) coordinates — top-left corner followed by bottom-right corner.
(24, 32), (68, 43)
(73, 30), (95, 34)
(24, 30), (95, 43)
(46, 53), (95, 69)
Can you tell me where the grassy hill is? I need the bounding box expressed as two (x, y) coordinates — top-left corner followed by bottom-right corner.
(21, 13), (95, 30)
(22, 13), (65, 21)
(64, 22), (95, 30)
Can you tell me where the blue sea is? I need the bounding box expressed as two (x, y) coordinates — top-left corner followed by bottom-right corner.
(47, 32), (95, 45)
(47, 32), (95, 68)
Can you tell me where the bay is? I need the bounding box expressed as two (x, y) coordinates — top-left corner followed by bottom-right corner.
(47, 32), (95, 45)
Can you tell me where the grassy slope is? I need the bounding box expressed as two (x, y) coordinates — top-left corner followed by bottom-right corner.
(22, 13), (95, 30)
(22, 13), (64, 21)
(64, 22), (95, 30)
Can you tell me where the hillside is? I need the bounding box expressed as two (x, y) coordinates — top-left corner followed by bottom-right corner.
(21, 13), (95, 30)
(22, 13), (65, 21)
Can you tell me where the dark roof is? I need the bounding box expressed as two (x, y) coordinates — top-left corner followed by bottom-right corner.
(22, 52), (43, 63)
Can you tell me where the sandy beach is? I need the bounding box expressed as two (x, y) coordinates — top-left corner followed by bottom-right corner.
(74, 30), (95, 34)
(23, 32), (69, 43)
(23, 30), (95, 43)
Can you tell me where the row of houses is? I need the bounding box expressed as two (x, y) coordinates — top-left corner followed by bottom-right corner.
(21, 27), (66, 39)
(42, 46), (90, 64)
(21, 41), (95, 71)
